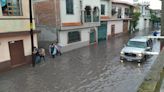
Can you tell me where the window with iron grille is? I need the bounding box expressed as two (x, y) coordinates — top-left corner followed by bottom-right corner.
(117, 7), (122, 18)
(66, 0), (74, 14)
(112, 6), (116, 16)
(1, 0), (22, 16)
(68, 31), (81, 43)
(125, 8), (129, 16)
(101, 4), (105, 15)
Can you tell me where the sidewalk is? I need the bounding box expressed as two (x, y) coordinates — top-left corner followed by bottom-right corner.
(160, 80), (164, 92)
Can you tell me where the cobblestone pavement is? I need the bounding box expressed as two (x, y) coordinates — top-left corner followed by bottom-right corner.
(0, 30), (161, 92)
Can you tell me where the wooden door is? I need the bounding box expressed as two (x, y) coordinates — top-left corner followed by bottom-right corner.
(123, 20), (128, 33)
(111, 25), (115, 36)
(9, 40), (25, 67)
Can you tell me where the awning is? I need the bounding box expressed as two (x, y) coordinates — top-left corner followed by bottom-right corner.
(1, 0), (6, 7)
(0, 30), (41, 38)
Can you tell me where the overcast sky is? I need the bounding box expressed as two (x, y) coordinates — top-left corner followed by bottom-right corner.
(121, 0), (162, 10)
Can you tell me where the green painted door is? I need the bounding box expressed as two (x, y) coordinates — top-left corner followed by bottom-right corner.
(98, 22), (107, 41)
(90, 31), (95, 43)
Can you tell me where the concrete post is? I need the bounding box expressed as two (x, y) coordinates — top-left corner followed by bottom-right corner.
(161, 0), (164, 50)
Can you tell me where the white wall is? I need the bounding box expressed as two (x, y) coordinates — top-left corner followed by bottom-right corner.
(0, 38), (10, 62)
(60, 0), (81, 23)
(60, 0), (101, 23)
(0, 35), (38, 62)
(101, 0), (111, 16)
(112, 3), (130, 19)
(59, 28), (91, 46)
(83, 0), (100, 10)
(137, 16), (150, 30)
(108, 20), (123, 35)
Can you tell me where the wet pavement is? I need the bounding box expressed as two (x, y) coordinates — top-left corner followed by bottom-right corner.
(0, 29), (161, 92)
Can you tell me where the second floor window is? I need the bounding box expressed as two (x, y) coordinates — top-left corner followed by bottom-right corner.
(1, 0), (22, 16)
(66, 0), (74, 14)
(125, 8), (129, 16)
(101, 4), (105, 15)
(117, 7), (122, 18)
(112, 6), (117, 16)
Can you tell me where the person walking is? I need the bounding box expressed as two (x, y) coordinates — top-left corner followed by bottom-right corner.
(49, 43), (53, 56)
(51, 44), (57, 58)
(33, 47), (41, 64)
(39, 48), (46, 62)
(55, 43), (62, 56)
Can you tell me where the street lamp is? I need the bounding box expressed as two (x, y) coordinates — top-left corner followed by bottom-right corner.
(29, 0), (35, 67)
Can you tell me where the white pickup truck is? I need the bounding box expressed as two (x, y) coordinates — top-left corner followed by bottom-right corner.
(120, 36), (153, 63)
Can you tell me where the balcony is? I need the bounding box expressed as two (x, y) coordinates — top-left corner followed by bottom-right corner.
(93, 16), (99, 22)
(84, 15), (92, 22)
(84, 6), (100, 23)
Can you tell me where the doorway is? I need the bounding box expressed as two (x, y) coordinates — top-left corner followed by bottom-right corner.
(123, 20), (128, 33)
(9, 40), (25, 67)
(111, 25), (115, 36)
(98, 22), (107, 41)
(90, 29), (96, 44)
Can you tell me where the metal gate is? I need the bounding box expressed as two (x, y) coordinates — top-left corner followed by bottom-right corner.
(98, 22), (107, 41)
(90, 30), (95, 44)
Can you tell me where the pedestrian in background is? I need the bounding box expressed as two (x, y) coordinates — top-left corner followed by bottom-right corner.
(33, 47), (41, 64)
(52, 44), (57, 58)
(55, 43), (62, 56)
(39, 48), (46, 62)
(49, 43), (53, 56)
(50, 43), (57, 58)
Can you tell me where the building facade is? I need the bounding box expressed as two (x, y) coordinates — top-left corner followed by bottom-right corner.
(34, 0), (100, 52)
(99, 0), (133, 41)
(0, 0), (38, 72)
(134, 3), (151, 30)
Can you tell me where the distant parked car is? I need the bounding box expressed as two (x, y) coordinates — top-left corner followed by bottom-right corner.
(120, 36), (153, 63)
(152, 31), (160, 36)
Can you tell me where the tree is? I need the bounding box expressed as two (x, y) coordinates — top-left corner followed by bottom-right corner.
(150, 10), (161, 28)
(130, 12), (141, 31)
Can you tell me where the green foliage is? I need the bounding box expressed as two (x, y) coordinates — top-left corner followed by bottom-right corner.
(150, 11), (160, 23)
(131, 12), (141, 30)
(150, 10), (161, 28)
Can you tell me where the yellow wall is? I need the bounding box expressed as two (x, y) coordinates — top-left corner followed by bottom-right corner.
(0, 0), (38, 63)
(0, 0), (35, 33)
(0, 34), (38, 63)
(0, 20), (35, 33)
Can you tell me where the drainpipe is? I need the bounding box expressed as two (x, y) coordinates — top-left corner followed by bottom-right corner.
(54, 0), (60, 43)
(161, 0), (164, 50)
(80, 0), (84, 24)
(29, 0), (35, 67)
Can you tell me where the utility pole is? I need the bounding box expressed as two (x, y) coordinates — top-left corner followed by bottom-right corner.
(161, 0), (164, 50)
(29, 0), (35, 67)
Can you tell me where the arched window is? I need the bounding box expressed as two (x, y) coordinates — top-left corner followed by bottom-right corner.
(93, 7), (99, 22)
(84, 6), (92, 22)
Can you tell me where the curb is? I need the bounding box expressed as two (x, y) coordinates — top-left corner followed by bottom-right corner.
(137, 49), (164, 92)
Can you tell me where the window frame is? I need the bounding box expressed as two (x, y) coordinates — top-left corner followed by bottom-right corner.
(1, 0), (23, 16)
(66, 0), (74, 15)
(101, 4), (105, 15)
(117, 7), (122, 18)
(125, 8), (129, 16)
(68, 31), (81, 44)
(112, 6), (117, 16)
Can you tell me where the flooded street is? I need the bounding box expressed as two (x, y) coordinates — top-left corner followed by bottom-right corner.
(0, 30), (161, 92)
